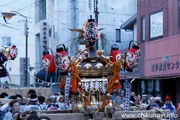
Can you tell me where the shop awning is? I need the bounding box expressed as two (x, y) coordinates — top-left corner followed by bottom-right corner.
(121, 14), (136, 30)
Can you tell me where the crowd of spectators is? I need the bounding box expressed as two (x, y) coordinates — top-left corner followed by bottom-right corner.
(0, 88), (179, 120)
(112, 89), (179, 120)
(0, 89), (73, 120)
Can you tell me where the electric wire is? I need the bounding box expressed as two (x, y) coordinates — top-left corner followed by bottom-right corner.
(38, 2), (69, 28)
(0, 0), (21, 7)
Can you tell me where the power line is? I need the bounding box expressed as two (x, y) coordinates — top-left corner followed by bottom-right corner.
(0, 6), (32, 13)
(16, 1), (40, 12)
(38, 2), (69, 28)
(0, 1), (37, 13)
(0, 23), (19, 30)
(0, 0), (21, 7)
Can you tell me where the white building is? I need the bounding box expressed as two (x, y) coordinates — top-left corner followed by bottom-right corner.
(0, 1), (36, 87)
(34, 0), (137, 74)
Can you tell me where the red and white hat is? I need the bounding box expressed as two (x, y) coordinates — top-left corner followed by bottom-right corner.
(165, 96), (171, 101)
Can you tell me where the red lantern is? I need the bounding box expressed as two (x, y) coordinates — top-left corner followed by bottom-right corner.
(85, 19), (98, 42)
(109, 44), (121, 63)
(125, 44), (141, 72)
(111, 50), (121, 63)
(55, 44), (69, 74)
(42, 50), (56, 74)
(9, 45), (18, 60)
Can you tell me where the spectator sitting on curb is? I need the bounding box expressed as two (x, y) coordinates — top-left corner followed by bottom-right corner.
(146, 97), (159, 110)
(46, 97), (59, 110)
(141, 93), (149, 105)
(155, 96), (164, 108)
(161, 96), (177, 120)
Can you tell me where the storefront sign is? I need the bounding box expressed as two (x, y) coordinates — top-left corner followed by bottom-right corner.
(150, 11), (163, 39)
(88, 0), (92, 11)
(151, 61), (179, 72)
(40, 21), (49, 49)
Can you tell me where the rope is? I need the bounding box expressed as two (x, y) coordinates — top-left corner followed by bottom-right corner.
(102, 61), (122, 111)
(70, 62), (90, 107)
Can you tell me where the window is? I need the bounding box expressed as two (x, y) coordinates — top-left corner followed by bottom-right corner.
(141, 80), (160, 97)
(39, 0), (46, 21)
(116, 29), (121, 42)
(150, 11), (163, 39)
(141, 17), (145, 41)
(2, 36), (11, 46)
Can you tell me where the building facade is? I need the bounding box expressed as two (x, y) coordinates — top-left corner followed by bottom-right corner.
(0, 0), (36, 87)
(34, 0), (137, 75)
(136, 0), (180, 106)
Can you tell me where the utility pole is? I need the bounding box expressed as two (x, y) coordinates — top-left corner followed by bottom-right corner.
(70, 0), (79, 56)
(94, 0), (99, 50)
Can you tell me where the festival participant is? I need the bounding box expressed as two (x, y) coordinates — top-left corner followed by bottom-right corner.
(0, 92), (8, 98)
(56, 95), (65, 110)
(113, 96), (123, 108)
(137, 93), (141, 100)
(15, 94), (26, 111)
(26, 114), (39, 120)
(130, 90), (136, 97)
(27, 89), (36, 98)
(58, 90), (64, 96)
(46, 97), (59, 110)
(24, 94), (41, 111)
(134, 96), (141, 106)
(3, 100), (20, 120)
(38, 116), (51, 120)
(120, 89), (125, 101)
(141, 93), (149, 104)
(15, 94), (24, 104)
(146, 97), (159, 110)
(1, 95), (18, 119)
(38, 96), (46, 110)
(12, 111), (20, 120)
(129, 96), (135, 106)
(155, 96), (164, 108)
(161, 96), (177, 120)
(65, 94), (74, 110)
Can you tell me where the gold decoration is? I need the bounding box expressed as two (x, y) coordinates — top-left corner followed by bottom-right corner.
(106, 56), (110, 61)
(100, 50), (104, 54)
(78, 48), (81, 53)
(105, 65), (109, 70)
(78, 65), (82, 70)
(84, 51), (88, 56)
(94, 63), (103, 70)
(78, 82), (82, 86)
(84, 63), (92, 70)
(114, 80), (119, 84)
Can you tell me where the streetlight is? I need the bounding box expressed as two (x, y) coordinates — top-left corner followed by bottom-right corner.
(1, 11), (28, 87)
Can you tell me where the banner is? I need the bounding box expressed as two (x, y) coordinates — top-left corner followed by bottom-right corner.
(40, 20), (49, 50)
(65, 73), (71, 109)
(124, 77), (131, 112)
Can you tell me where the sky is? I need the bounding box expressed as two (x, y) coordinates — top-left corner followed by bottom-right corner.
(0, 0), (35, 46)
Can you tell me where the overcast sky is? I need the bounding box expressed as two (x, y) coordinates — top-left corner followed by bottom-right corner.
(0, 0), (35, 46)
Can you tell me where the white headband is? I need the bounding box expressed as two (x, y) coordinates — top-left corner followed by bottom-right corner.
(130, 101), (134, 104)
(30, 98), (38, 101)
(142, 94), (147, 97)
